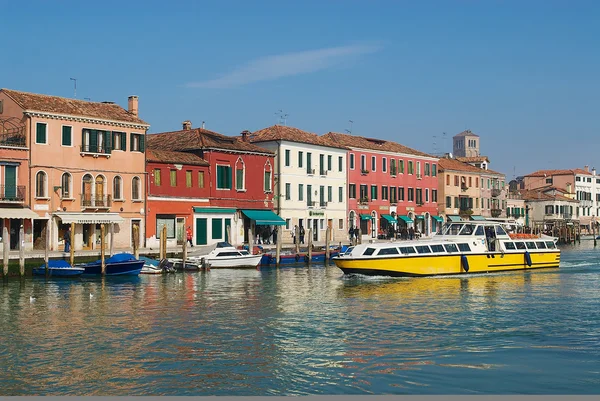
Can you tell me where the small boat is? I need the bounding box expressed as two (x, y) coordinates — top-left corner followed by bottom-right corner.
(200, 242), (262, 268)
(170, 258), (202, 271)
(333, 221), (560, 277)
(260, 247), (344, 265)
(32, 260), (85, 277)
(139, 256), (176, 274)
(79, 253), (144, 276)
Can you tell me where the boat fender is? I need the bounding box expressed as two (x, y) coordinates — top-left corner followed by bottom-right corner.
(295, 254), (300, 262)
(461, 255), (470, 272)
(524, 251), (532, 267)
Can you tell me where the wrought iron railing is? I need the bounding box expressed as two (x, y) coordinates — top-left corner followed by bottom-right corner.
(0, 185), (25, 202)
(0, 132), (26, 147)
(80, 144), (111, 154)
(491, 188), (501, 197)
(81, 194), (112, 208)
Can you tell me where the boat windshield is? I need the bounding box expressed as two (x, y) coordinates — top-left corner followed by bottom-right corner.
(442, 223), (464, 236)
(459, 224), (476, 235)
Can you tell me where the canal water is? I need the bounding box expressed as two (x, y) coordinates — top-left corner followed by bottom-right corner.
(1, 243), (599, 395)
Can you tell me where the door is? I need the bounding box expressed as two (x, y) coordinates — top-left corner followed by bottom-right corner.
(9, 219), (19, 250)
(131, 220), (141, 248)
(196, 218), (207, 245)
(224, 218), (231, 243)
(83, 175), (93, 206)
(4, 166), (17, 199)
(83, 224), (92, 249)
(95, 176), (104, 206)
(176, 218), (185, 245)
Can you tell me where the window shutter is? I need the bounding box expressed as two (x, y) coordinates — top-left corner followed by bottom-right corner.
(90, 130), (98, 151)
(139, 134), (145, 152)
(36, 123), (46, 144)
(121, 132), (126, 150)
(130, 133), (134, 151)
(105, 131), (112, 153)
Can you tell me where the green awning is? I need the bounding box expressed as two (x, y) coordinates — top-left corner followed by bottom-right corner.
(360, 214), (373, 221)
(470, 215), (487, 221)
(193, 207), (236, 214)
(447, 215), (462, 222)
(432, 215), (444, 223)
(381, 214), (396, 223)
(397, 215), (413, 223)
(241, 210), (285, 226)
(415, 215), (424, 220)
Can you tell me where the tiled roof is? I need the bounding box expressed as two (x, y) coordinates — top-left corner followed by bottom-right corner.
(147, 127), (274, 155)
(454, 129), (479, 138)
(525, 169), (592, 177)
(456, 156), (489, 163)
(249, 125), (348, 150)
(521, 189), (578, 202)
(1, 88), (148, 125)
(437, 157), (487, 173)
(481, 168), (505, 176)
(146, 149), (209, 166)
(322, 132), (434, 158)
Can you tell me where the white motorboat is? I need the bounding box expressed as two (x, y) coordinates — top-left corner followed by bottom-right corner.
(199, 242), (262, 268)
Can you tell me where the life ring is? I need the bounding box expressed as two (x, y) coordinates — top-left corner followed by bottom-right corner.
(461, 255), (470, 272)
(524, 251), (532, 267)
(295, 254), (300, 262)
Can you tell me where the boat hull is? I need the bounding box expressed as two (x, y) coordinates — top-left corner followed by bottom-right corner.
(334, 251), (560, 277)
(81, 260), (144, 276)
(261, 251), (340, 265)
(32, 267), (85, 277)
(203, 255), (262, 268)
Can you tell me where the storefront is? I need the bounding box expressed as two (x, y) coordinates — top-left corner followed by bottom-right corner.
(53, 212), (125, 251)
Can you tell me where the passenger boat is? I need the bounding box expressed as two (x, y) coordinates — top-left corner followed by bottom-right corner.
(333, 221), (560, 277)
(200, 242), (262, 268)
(79, 253), (144, 276)
(32, 260), (85, 277)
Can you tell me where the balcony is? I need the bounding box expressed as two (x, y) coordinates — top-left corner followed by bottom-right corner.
(0, 132), (26, 148)
(0, 118), (26, 148)
(307, 200), (316, 208)
(416, 173), (422, 180)
(359, 197), (369, 205)
(360, 169), (369, 175)
(80, 144), (111, 157)
(491, 188), (501, 197)
(319, 201), (328, 208)
(0, 185), (25, 203)
(319, 169), (328, 176)
(307, 168), (315, 175)
(461, 184), (469, 192)
(491, 208), (503, 217)
(81, 194), (112, 209)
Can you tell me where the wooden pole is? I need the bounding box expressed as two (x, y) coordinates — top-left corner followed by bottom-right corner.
(109, 223), (114, 257)
(325, 226), (331, 263)
(275, 226), (281, 267)
(294, 225), (300, 254)
(182, 231), (187, 269)
(3, 226), (9, 277)
(594, 222), (597, 247)
(70, 222), (75, 268)
(100, 224), (106, 275)
(133, 225), (139, 260)
(19, 225), (25, 277)
(226, 225), (232, 246)
(44, 220), (49, 275)
(162, 225), (167, 259)
(248, 223), (254, 255)
(307, 228), (313, 265)
(358, 228), (363, 244)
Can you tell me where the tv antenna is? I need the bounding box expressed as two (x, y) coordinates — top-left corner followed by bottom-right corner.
(70, 78), (77, 98)
(275, 110), (289, 126)
(345, 120), (354, 134)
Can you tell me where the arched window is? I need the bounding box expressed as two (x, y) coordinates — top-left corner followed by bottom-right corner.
(235, 157), (245, 191)
(113, 176), (122, 200)
(35, 171), (47, 198)
(132, 176), (141, 200)
(82, 173), (93, 206)
(61, 172), (71, 199)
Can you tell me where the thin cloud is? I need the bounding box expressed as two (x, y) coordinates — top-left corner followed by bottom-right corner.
(186, 43), (382, 89)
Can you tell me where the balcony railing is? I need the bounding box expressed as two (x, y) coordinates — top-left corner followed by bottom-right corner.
(307, 200), (316, 208)
(80, 144), (111, 155)
(81, 194), (112, 208)
(545, 212), (572, 220)
(461, 185), (469, 192)
(359, 197), (369, 205)
(491, 208), (503, 217)
(319, 169), (328, 176)
(307, 168), (315, 175)
(491, 188), (501, 197)
(0, 132), (26, 148)
(360, 169), (369, 175)
(0, 185), (25, 203)
(319, 201), (328, 207)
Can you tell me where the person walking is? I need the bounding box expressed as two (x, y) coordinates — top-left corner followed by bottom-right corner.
(408, 227), (415, 240)
(299, 226), (305, 244)
(64, 227), (71, 252)
(186, 226), (194, 247)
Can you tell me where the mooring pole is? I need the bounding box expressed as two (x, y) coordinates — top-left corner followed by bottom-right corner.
(100, 224), (106, 275)
(325, 226), (331, 264)
(133, 225), (139, 259)
(19, 225), (25, 277)
(275, 226), (281, 267)
(307, 228), (313, 265)
(44, 221), (49, 276)
(70, 222), (75, 268)
(3, 226), (9, 277)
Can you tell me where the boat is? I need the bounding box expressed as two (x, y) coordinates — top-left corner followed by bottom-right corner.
(32, 260), (85, 277)
(200, 242), (262, 268)
(333, 221), (560, 277)
(260, 246), (344, 265)
(139, 256), (176, 274)
(79, 253), (144, 276)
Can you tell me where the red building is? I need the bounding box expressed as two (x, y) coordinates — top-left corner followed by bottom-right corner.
(322, 132), (441, 238)
(146, 122), (279, 247)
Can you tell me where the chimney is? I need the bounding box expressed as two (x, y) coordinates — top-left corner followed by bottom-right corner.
(182, 120), (192, 130)
(584, 165), (589, 172)
(128, 95), (139, 117)
(240, 130), (251, 142)
(593, 167), (597, 176)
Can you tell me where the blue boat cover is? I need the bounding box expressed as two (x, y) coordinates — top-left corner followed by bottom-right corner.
(46, 260), (72, 268)
(106, 253), (137, 263)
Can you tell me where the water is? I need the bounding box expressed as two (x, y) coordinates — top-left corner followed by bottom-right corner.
(1, 243), (600, 395)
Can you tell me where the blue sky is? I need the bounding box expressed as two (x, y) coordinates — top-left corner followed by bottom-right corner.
(2, 0), (599, 178)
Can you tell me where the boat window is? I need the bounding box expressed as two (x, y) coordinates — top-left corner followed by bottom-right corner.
(457, 243), (471, 252)
(514, 242), (526, 250)
(459, 224), (475, 235)
(239, 250), (250, 255)
(474, 226), (485, 236)
(344, 246), (355, 255)
(444, 243), (458, 253)
(363, 248), (376, 256)
(495, 226), (508, 236)
(216, 252), (241, 257)
(378, 247), (399, 255)
(399, 246), (417, 255)
(445, 224), (463, 235)
(525, 242), (537, 249)
(415, 245), (432, 254)
(545, 241), (555, 249)
(504, 242), (516, 250)
(536, 241), (547, 249)
(430, 244), (445, 253)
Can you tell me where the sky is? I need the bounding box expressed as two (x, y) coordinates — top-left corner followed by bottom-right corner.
(2, 0), (599, 179)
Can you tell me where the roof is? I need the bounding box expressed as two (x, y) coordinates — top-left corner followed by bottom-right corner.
(453, 129), (479, 138)
(249, 125), (348, 150)
(1, 88), (148, 126)
(437, 157), (487, 174)
(456, 156), (489, 163)
(520, 189), (578, 203)
(322, 132), (434, 158)
(146, 149), (209, 166)
(147, 128), (274, 155)
(525, 169), (592, 177)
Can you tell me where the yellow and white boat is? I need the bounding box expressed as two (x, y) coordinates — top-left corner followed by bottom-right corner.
(333, 221), (560, 277)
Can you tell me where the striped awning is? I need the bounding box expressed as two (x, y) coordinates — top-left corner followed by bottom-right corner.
(0, 207), (39, 219)
(397, 215), (413, 223)
(54, 212), (124, 224)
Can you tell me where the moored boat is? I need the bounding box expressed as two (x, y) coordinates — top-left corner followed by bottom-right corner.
(32, 260), (85, 277)
(139, 256), (176, 274)
(201, 242), (262, 268)
(333, 221), (560, 277)
(79, 253), (144, 276)
(260, 247), (344, 265)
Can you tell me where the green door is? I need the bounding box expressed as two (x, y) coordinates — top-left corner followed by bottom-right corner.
(224, 218), (231, 243)
(4, 166), (17, 199)
(196, 218), (207, 245)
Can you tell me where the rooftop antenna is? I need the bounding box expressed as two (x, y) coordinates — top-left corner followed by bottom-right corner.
(275, 110), (289, 126)
(345, 120), (354, 134)
(442, 132), (447, 154)
(70, 77), (77, 98)
(432, 135), (438, 155)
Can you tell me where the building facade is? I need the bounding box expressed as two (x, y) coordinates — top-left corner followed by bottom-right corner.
(452, 130), (480, 158)
(437, 157), (484, 221)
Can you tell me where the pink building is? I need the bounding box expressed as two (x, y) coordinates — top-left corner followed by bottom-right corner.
(0, 89), (149, 251)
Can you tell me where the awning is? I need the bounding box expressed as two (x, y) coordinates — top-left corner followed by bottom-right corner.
(381, 214), (396, 223)
(447, 215), (462, 222)
(432, 215), (444, 223)
(241, 210), (285, 226)
(360, 214), (373, 221)
(54, 212), (124, 224)
(0, 207), (39, 219)
(470, 215), (487, 221)
(415, 215), (424, 220)
(397, 215), (413, 223)
(193, 207), (236, 214)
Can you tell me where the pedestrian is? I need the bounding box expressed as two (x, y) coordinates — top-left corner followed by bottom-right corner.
(299, 226), (305, 244)
(186, 226), (194, 247)
(408, 227), (415, 240)
(64, 227), (71, 252)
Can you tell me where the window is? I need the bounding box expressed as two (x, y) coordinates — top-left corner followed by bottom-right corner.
(476, 177), (479, 188)
(306, 153), (312, 173)
(298, 151), (303, 168)
(285, 219), (291, 230)
(299, 184), (304, 201)
(425, 188), (429, 203)
(432, 164), (437, 176)
(545, 205), (554, 214)
(504, 242), (516, 250)
(363, 248), (376, 256)
(349, 184), (356, 198)
(35, 171), (47, 197)
(454, 197), (459, 208)
(416, 245), (431, 254)
(113, 176), (122, 200)
(186, 171), (192, 188)
(469, 177), (472, 187)
(378, 247), (399, 255)
(61, 173), (71, 198)
(217, 165), (232, 189)
(319, 154), (325, 175)
(156, 217), (176, 239)
(416, 188), (422, 204)
(408, 188), (414, 202)
(339, 187), (343, 202)
(416, 161), (421, 176)
(382, 157), (387, 172)
(132, 177), (141, 200)
(455, 175), (459, 186)
(399, 160), (404, 174)
(446, 196), (452, 208)
(328, 186), (332, 202)
(400, 246), (416, 255)
(390, 159), (397, 175)
(398, 187), (404, 201)
(430, 244), (445, 253)
(349, 154), (355, 169)
(62, 126), (72, 146)
(327, 155), (332, 171)
(285, 183), (291, 200)
(154, 169), (161, 186)
(444, 244), (458, 253)
(361, 155), (366, 171)
(371, 156), (376, 171)
(170, 170), (177, 187)
(130, 133), (145, 152)
(36, 123), (47, 144)
(408, 161), (414, 175)
(338, 156), (343, 172)
(371, 185), (377, 200)
(339, 219), (344, 230)
(112, 131), (126, 150)
(359, 184), (368, 201)
(425, 163), (430, 176)
(446, 175), (450, 185)
(432, 190), (437, 203)
(198, 171), (205, 188)
(285, 150), (290, 167)
(235, 158), (245, 191)
(382, 186), (388, 200)
(390, 187), (397, 203)
(264, 170), (272, 192)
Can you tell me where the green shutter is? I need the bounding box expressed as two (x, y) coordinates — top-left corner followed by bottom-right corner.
(36, 123), (46, 144)
(90, 130), (98, 151)
(139, 134), (145, 152)
(121, 132), (126, 150)
(226, 166), (232, 189)
(62, 126), (71, 146)
(212, 218), (223, 239)
(105, 131), (112, 153)
(130, 133), (134, 151)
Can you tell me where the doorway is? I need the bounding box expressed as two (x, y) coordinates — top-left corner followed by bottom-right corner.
(131, 219), (141, 247)
(82, 224), (93, 250)
(176, 218), (185, 245)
